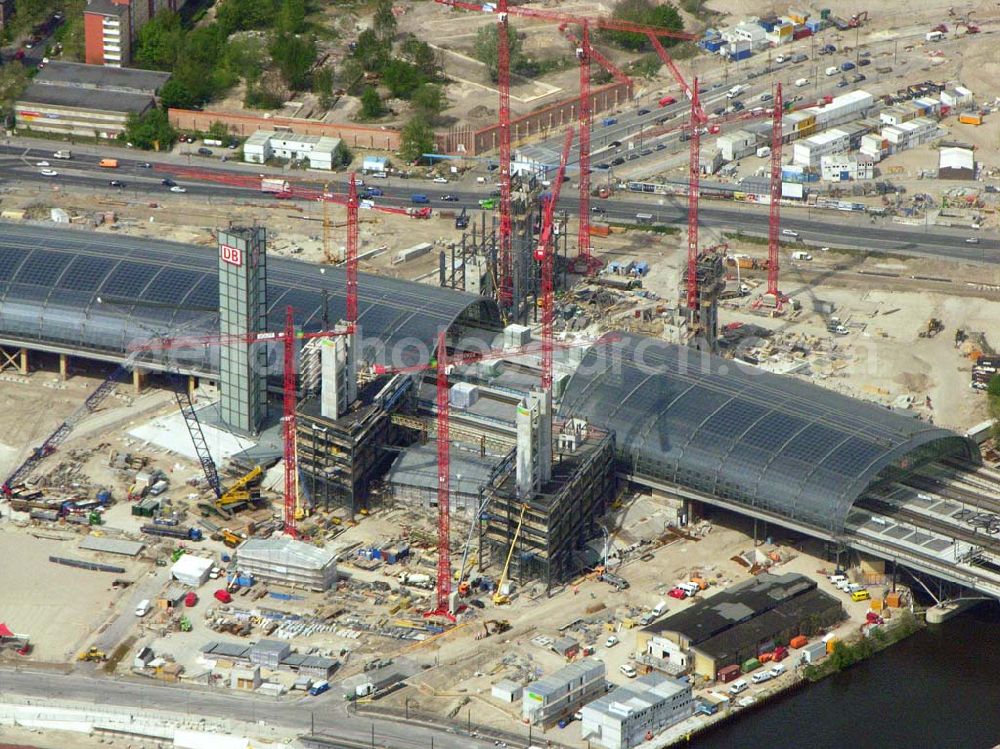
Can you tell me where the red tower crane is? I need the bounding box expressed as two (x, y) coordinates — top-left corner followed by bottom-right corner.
(430, 331), (453, 619)
(575, 22), (594, 273)
(687, 79), (701, 312)
(536, 127), (575, 391)
(767, 82), (784, 308)
(496, 0), (514, 310)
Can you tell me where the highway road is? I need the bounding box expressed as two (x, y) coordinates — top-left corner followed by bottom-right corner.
(3, 142), (997, 266)
(0, 668), (528, 749)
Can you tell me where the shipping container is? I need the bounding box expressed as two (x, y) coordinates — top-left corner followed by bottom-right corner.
(789, 635), (809, 649)
(959, 114), (983, 126)
(730, 49), (752, 61)
(741, 657), (761, 673)
(589, 223), (610, 237)
(793, 28), (813, 40)
(717, 664), (741, 683)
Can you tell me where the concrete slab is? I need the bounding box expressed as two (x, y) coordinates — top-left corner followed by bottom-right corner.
(127, 401), (255, 465)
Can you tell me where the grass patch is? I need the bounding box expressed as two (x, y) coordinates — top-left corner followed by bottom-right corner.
(103, 636), (136, 674)
(802, 610), (921, 682)
(609, 221), (680, 235)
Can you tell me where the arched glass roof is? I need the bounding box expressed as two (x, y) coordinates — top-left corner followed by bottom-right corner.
(559, 333), (977, 535)
(0, 222), (499, 372)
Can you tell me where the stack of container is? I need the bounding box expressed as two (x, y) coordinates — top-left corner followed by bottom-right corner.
(971, 355), (999, 390)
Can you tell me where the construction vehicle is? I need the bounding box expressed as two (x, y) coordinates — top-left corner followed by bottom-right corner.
(141, 524), (203, 542)
(919, 318), (944, 338)
(455, 207), (469, 229)
(216, 528), (247, 549)
(196, 465), (264, 520)
(493, 504), (528, 605)
(77, 647), (107, 662)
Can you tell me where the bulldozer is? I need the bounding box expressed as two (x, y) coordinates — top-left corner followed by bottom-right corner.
(77, 646), (107, 662)
(212, 527), (247, 549)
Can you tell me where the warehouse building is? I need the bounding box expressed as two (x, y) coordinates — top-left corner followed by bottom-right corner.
(636, 573), (843, 680)
(938, 146), (975, 180)
(14, 62), (170, 139)
(522, 659), (606, 726)
(580, 673), (694, 749)
(243, 130), (345, 170)
(236, 538), (338, 591)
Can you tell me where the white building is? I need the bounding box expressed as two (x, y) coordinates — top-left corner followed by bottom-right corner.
(728, 22), (767, 49)
(860, 133), (887, 161)
(523, 660), (606, 726)
(880, 104), (920, 126)
(940, 85), (974, 110)
(881, 117), (937, 151)
(716, 129), (756, 162)
(243, 130), (344, 170)
(792, 128), (850, 167)
(170, 555), (213, 586)
(361, 155), (388, 173)
(809, 90), (874, 128)
(939, 146), (975, 179)
(820, 155), (875, 181)
(580, 673), (694, 749)
(236, 538), (338, 591)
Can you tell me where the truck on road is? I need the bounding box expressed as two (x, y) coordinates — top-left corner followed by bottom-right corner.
(261, 178), (291, 194)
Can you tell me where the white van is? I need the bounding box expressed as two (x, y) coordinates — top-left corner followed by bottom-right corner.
(751, 671), (773, 684)
(726, 84), (745, 99)
(795, 77), (810, 87)
(678, 582), (699, 597)
(825, 66), (840, 76)
(620, 663), (638, 678)
(135, 599), (151, 617)
(792, 251), (812, 261)
(728, 679), (749, 695)
(652, 600), (667, 617)
(769, 663), (787, 678)
(782, 228), (800, 238)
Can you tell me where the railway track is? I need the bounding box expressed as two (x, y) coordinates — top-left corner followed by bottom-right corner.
(900, 473), (1000, 515)
(858, 496), (1000, 557)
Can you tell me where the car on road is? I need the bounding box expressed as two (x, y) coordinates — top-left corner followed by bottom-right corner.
(966, 237), (980, 244)
(659, 95), (677, 106)
(433, 176), (448, 183)
(637, 108), (650, 115)
(196, 147), (213, 156)
(837, 78), (849, 87)
(36, 161), (49, 167)
(161, 178), (176, 187)
(361, 187), (383, 198)
(759, 93), (773, 102)
(441, 194), (459, 201)
(859, 58), (871, 66)
(781, 229), (800, 238)
(626, 152), (639, 160)
(595, 162), (610, 170)
(655, 142), (666, 150)
(138, 162), (152, 168)
(611, 156), (625, 166)
(109, 180), (125, 187)
(170, 185), (187, 193)
(609, 140), (622, 148)
(40, 168), (58, 177)
(853, 74), (866, 83)
(591, 205), (605, 213)
(641, 148), (652, 156)
(605, 636), (619, 648)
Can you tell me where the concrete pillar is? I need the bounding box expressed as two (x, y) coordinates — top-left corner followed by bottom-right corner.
(537, 388), (552, 484)
(18, 348), (27, 376)
(516, 395), (539, 499)
(133, 367), (146, 394)
(188, 375), (197, 398)
(59, 353), (69, 381)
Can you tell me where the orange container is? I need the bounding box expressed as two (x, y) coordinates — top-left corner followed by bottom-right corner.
(886, 592), (902, 608)
(589, 223), (610, 237)
(790, 635), (809, 649)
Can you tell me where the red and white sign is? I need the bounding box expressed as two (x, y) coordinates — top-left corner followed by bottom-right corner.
(220, 244), (243, 267)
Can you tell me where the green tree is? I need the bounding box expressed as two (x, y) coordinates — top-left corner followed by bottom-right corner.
(270, 33), (317, 90)
(277, 0), (306, 35)
(402, 36), (438, 77)
(473, 23), (522, 82)
(338, 58), (364, 95)
(0, 62), (30, 119)
(399, 114), (435, 163)
(158, 78), (198, 109)
(123, 107), (177, 150)
(412, 82), (445, 120)
(134, 10), (185, 70)
(603, 0), (683, 51)
(354, 28), (389, 72)
(360, 85), (384, 119)
(373, 0), (397, 41)
(314, 66), (335, 109)
(222, 36), (268, 82)
(216, 0), (278, 35)
(382, 59), (423, 99)
(208, 120), (229, 141)
(245, 71), (287, 109)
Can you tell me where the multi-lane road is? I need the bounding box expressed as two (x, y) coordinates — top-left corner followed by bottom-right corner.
(0, 667), (526, 749)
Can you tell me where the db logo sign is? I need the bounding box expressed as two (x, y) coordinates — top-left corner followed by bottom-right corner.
(220, 244), (243, 267)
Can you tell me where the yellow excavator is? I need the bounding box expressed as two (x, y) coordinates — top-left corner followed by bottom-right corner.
(492, 505), (528, 606)
(197, 465), (264, 520)
(77, 647), (107, 662)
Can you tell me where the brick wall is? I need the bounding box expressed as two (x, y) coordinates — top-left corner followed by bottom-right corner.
(167, 109), (401, 151)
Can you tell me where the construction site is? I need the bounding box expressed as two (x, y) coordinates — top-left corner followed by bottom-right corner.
(5, 2), (1000, 749)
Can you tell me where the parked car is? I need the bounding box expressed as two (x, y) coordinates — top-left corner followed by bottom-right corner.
(184, 592), (198, 607)
(40, 168), (58, 177)
(619, 663), (638, 678)
(196, 147), (213, 156)
(611, 157), (625, 166)
(170, 185), (187, 193)
(637, 108), (650, 115)
(667, 587), (687, 600)
(109, 180), (125, 188)
(161, 178), (176, 186)
(769, 663), (786, 678)
(751, 671), (773, 685)
(441, 194), (459, 201)
(432, 176), (448, 183)
(214, 589), (233, 603)
(605, 636), (619, 648)
(853, 74), (866, 83)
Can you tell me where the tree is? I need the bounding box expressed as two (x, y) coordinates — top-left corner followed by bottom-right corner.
(314, 66), (335, 109)
(354, 28), (389, 72)
(270, 33), (317, 90)
(603, 0), (683, 51)
(412, 83), (446, 120)
(0, 62), (30, 119)
(158, 78), (198, 109)
(360, 86), (384, 119)
(216, 0), (278, 34)
(399, 114), (435, 163)
(208, 120), (230, 141)
(473, 23), (522, 82)
(373, 0), (397, 42)
(382, 59), (423, 99)
(123, 107), (177, 150)
(338, 58), (364, 95)
(245, 71), (288, 109)
(402, 37), (439, 78)
(277, 0), (306, 35)
(134, 10), (185, 70)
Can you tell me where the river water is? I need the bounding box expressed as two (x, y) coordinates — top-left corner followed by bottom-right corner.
(692, 603), (1000, 749)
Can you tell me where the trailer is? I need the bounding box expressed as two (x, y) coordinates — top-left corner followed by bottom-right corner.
(141, 524), (203, 541)
(261, 178), (291, 194)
